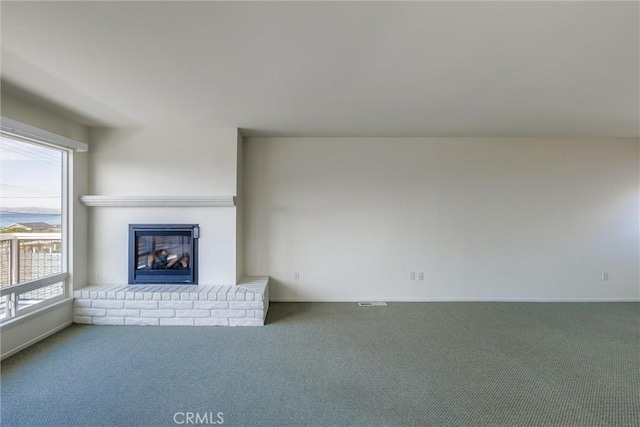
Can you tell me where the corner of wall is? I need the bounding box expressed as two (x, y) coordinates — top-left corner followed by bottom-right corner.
(236, 129), (245, 283)
(71, 150), (90, 291)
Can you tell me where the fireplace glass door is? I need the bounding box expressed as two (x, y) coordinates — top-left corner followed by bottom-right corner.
(129, 224), (198, 284)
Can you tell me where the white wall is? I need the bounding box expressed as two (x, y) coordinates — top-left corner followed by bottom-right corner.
(1, 93), (89, 359)
(0, 300), (74, 360)
(1, 93), (89, 143)
(87, 127), (241, 285)
(244, 137), (640, 301)
(236, 131), (245, 280)
(71, 151), (89, 290)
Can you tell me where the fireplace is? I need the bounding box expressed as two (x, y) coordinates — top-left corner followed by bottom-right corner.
(129, 224), (199, 284)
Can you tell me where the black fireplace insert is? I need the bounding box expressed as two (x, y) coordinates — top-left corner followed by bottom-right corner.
(128, 224), (199, 284)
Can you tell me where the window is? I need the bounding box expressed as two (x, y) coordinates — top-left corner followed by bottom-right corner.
(0, 134), (68, 321)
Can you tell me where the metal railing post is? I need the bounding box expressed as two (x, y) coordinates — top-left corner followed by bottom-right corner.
(8, 293), (16, 319)
(11, 237), (19, 285)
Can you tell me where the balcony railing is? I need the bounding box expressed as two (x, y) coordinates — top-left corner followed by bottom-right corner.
(0, 233), (67, 322)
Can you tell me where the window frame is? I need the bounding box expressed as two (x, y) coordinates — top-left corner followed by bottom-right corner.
(0, 124), (80, 323)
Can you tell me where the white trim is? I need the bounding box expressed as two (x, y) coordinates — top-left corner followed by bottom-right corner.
(0, 273), (68, 297)
(0, 297), (74, 332)
(1, 320), (73, 360)
(0, 233), (62, 240)
(80, 195), (236, 207)
(14, 294), (67, 318)
(62, 150), (70, 296)
(269, 297), (640, 302)
(1, 116), (88, 152)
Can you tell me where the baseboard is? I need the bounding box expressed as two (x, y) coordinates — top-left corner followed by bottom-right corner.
(270, 297), (640, 303)
(1, 320), (73, 360)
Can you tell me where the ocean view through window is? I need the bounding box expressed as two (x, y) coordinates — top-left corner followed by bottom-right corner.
(0, 134), (66, 321)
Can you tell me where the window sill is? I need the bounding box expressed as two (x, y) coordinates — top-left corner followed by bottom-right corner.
(0, 297), (74, 331)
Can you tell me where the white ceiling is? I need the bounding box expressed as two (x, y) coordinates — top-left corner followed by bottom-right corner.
(1, 1), (638, 137)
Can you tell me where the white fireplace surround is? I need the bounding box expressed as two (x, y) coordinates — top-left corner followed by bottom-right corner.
(77, 192), (256, 326)
(73, 277), (269, 326)
(80, 195), (235, 207)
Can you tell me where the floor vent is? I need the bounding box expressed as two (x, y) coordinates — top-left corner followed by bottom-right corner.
(358, 302), (388, 307)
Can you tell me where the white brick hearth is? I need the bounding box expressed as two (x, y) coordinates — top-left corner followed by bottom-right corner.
(73, 276), (269, 326)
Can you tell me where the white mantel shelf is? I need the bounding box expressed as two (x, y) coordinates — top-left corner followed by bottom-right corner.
(80, 195), (236, 207)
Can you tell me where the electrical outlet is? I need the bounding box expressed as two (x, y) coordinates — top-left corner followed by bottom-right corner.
(409, 272), (416, 280)
(96, 269), (103, 281)
(602, 272), (609, 281)
(294, 272), (300, 280)
(417, 272), (424, 281)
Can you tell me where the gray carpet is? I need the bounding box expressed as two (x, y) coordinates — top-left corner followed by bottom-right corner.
(1, 302), (639, 427)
